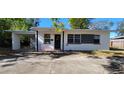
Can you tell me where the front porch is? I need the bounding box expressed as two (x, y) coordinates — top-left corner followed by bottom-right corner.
(37, 30), (64, 51)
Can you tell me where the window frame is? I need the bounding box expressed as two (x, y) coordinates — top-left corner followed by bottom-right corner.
(68, 34), (81, 44)
(74, 34), (81, 44)
(44, 34), (51, 44)
(81, 34), (94, 44)
(93, 35), (100, 44)
(67, 34), (100, 44)
(68, 34), (74, 44)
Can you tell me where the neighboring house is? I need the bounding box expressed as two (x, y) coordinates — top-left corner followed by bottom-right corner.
(11, 27), (110, 51)
(110, 36), (124, 49)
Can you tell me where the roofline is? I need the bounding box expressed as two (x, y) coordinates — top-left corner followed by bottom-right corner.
(4, 30), (27, 32)
(3, 27), (116, 33)
(111, 35), (124, 39)
(4, 30), (35, 34)
(4, 30), (35, 32)
(31, 27), (115, 32)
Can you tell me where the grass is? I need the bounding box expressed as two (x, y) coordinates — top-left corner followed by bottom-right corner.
(78, 50), (124, 57)
(0, 47), (124, 57)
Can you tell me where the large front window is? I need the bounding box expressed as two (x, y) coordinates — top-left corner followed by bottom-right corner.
(81, 34), (94, 43)
(68, 34), (81, 44)
(68, 34), (100, 44)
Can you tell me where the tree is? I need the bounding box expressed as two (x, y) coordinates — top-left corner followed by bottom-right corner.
(0, 18), (39, 47)
(69, 18), (92, 29)
(117, 21), (124, 36)
(9, 18), (39, 30)
(0, 18), (12, 41)
(51, 18), (65, 32)
(0, 18), (39, 31)
(89, 21), (113, 30)
(0, 18), (12, 31)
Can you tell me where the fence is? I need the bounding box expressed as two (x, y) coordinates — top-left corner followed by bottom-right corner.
(110, 39), (124, 49)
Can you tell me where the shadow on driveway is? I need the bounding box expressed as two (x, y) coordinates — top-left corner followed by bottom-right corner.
(102, 54), (124, 74)
(1, 63), (16, 67)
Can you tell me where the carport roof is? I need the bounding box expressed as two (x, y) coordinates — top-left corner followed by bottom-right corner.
(4, 30), (35, 35)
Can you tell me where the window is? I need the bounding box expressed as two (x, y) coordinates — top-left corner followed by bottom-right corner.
(44, 34), (51, 44)
(67, 34), (100, 44)
(94, 35), (100, 44)
(68, 34), (81, 44)
(75, 34), (81, 44)
(81, 34), (94, 43)
(68, 34), (74, 44)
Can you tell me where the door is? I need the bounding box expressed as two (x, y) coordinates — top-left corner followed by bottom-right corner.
(54, 34), (61, 49)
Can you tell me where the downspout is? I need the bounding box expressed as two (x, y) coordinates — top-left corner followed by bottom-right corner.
(36, 31), (38, 52)
(62, 31), (64, 52)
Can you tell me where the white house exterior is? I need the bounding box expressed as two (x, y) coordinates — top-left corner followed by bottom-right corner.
(11, 27), (110, 51)
(31, 27), (110, 51)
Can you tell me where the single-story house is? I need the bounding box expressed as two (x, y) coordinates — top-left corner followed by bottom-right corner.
(110, 36), (124, 49)
(10, 27), (110, 51)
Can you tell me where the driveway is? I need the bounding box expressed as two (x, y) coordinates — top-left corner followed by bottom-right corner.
(0, 52), (113, 74)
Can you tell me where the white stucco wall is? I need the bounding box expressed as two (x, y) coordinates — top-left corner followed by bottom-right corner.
(11, 31), (35, 50)
(36, 29), (110, 51)
(36, 31), (63, 51)
(30, 37), (35, 48)
(64, 31), (109, 51)
(12, 33), (20, 50)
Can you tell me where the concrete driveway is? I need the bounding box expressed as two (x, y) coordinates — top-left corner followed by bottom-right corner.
(0, 52), (111, 74)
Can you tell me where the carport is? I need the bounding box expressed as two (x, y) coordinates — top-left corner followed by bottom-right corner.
(5, 30), (36, 51)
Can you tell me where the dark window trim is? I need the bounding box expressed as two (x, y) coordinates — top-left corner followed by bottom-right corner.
(44, 34), (51, 44)
(93, 35), (100, 44)
(68, 34), (74, 44)
(67, 34), (100, 44)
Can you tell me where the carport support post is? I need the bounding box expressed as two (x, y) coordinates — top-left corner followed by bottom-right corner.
(12, 33), (20, 50)
(36, 31), (38, 52)
(62, 31), (64, 52)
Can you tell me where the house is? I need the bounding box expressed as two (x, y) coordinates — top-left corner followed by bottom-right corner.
(110, 36), (124, 49)
(11, 27), (110, 51)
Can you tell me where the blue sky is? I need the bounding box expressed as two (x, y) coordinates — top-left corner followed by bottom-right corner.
(39, 18), (70, 28)
(39, 18), (124, 38)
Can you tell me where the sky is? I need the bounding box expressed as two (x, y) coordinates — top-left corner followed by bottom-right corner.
(38, 18), (124, 38)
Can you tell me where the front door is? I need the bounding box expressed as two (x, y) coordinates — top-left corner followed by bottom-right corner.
(54, 34), (61, 49)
